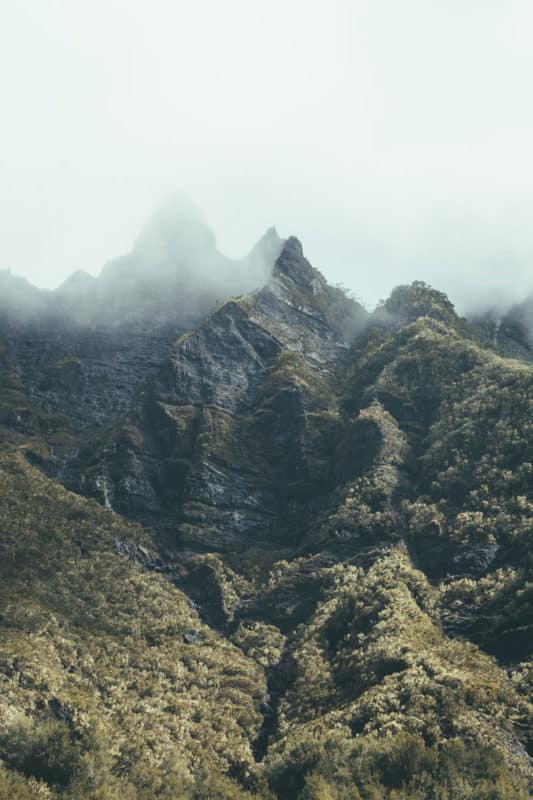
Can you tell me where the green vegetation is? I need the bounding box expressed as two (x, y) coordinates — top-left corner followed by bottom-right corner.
(256, 352), (337, 414)
(267, 734), (530, 799)
(0, 280), (532, 796)
(382, 280), (461, 327)
(0, 448), (265, 798)
(259, 551), (532, 797)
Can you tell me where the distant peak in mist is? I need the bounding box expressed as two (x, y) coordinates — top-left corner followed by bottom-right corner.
(250, 225), (282, 251)
(96, 193), (282, 300)
(2, 194), (532, 349)
(0, 267), (46, 313)
(132, 192), (217, 264)
(245, 225), (284, 271)
(58, 270), (97, 295)
(0, 196), (284, 329)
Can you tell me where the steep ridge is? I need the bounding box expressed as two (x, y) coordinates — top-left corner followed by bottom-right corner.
(468, 291), (533, 363)
(61, 236), (367, 553)
(0, 235), (532, 798)
(0, 198), (284, 494)
(0, 448), (267, 799)
(0, 195), (283, 331)
(501, 292), (533, 352)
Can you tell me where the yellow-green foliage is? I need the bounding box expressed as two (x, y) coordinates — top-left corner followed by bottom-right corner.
(0, 760), (54, 800)
(184, 552), (253, 623)
(0, 448), (265, 797)
(232, 623), (286, 671)
(257, 352), (337, 413)
(344, 315), (480, 423)
(267, 732), (530, 800)
(438, 565), (533, 660)
(269, 554), (531, 789)
(341, 307), (533, 658)
(346, 313), (532, 543)
(422, 356), (533, 523)
(1, 281), (532, 798)
(316, 401), (407, 547)
(384, 281), (460, 327)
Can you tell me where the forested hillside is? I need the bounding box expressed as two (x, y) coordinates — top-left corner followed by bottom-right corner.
(0, 231), (531, 798)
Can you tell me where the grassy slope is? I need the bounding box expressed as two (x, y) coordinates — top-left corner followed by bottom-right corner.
(262, 301), (533, 798)
(0, 284), (532, 798)
(0, 448), (265, 798)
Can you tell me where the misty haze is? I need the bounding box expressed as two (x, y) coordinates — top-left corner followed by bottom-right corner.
(0, 3), (532, 800)
(2, 2), (533, 314)
(0, 193), (284, 328)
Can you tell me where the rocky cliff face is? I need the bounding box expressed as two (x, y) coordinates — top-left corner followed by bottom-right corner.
(65, 236), (367, 552)
(0, 223), (532, 799)
(1, 233), (367, 554)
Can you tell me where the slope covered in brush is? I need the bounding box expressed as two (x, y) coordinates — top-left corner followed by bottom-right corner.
(0, 448), (266, 798)
(0, 238), (531, 798)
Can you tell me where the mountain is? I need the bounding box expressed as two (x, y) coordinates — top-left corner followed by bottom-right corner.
(0, 270), (50, 317)
(468, 292), (533, 362)
(501, 293), (533, 351)
(0, 222), (532, 799)
(2, 194), (283, 331)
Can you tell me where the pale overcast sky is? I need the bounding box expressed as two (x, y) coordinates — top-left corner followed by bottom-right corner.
(1, 1), (533, 309)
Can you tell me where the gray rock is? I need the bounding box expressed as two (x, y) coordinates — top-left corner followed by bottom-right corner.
(183, 630), (204, 645)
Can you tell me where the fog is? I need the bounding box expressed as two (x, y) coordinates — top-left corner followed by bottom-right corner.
(0, 193), (283, 330)
(1, 1), (533, 313)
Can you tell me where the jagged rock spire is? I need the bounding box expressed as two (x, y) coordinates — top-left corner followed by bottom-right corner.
(272, 236), (327, 294)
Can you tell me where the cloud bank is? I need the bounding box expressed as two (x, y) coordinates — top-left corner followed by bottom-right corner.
(1, 1), (533, 313)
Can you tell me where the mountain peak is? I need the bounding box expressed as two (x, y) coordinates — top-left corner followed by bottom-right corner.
(57, 269), (97, 296)
(0, 268), (47, 316)
(132, 192), (217, 265)
(272, 236), (326, 293)
(382, 280), (459, 326)
(244, 226), (284, 278)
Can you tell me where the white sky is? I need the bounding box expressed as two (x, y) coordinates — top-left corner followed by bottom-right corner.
(1, 0), (533, 310)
